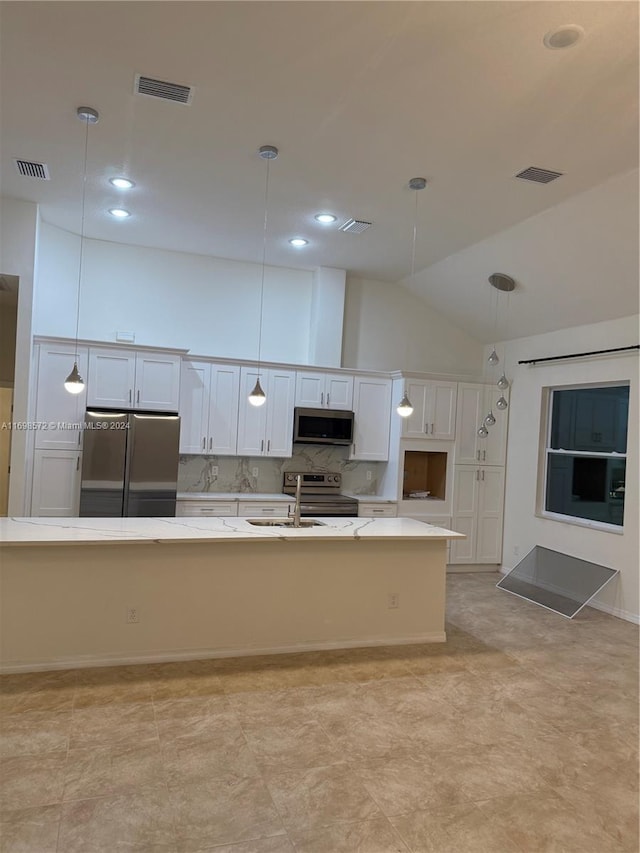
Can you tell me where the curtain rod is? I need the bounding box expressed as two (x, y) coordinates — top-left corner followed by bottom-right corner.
(518, 344), (639, 366)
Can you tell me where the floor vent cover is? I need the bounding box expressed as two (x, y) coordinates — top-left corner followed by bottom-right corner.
(15, 159), (50, 180)
(135, 75), (193, 104)
(515, 166), (564, 184)
(339, 218), (372, 234)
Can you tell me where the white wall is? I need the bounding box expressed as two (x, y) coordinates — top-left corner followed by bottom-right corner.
(499, 316), (639, 623)
(0, 197), (39, 515)
(342, 275), (483, 374)
(34, 223), (314, 364)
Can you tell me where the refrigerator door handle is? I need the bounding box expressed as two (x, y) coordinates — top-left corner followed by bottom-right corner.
(136, 390), (140, 405)
(129, 389), (132, 405)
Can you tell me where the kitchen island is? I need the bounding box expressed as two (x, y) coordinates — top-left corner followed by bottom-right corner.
(0, 516), (463, 673)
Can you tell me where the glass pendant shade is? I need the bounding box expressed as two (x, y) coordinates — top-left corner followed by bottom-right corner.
(64, 362), (85, 394)
(497, 373), (510, 390)
(477, 425), (489, 437)
(496, 395), (508, 410)
(487, 349), (500, 366)
(484, 410), (496, 427)
(248, 377), (267, 407)
(396, 393), (414, 418)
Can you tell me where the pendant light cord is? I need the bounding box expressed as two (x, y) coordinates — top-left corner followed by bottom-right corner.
(256, 156), (271, 371)
(74, 115), (90, 363)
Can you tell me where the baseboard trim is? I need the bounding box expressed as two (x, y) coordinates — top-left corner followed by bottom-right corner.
(0, 632), (447, 674)
(447, 564), (500, 574)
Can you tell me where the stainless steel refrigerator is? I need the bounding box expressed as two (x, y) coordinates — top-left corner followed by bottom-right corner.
(79, 410), (180, 517)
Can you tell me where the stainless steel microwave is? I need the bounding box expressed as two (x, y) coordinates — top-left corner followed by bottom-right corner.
(293, 407), (354, 445)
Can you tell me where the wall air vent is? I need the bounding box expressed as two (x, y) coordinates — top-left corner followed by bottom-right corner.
(339, 218), (372, 234)
(134, 74), (193, 104)
(15, 159), (50, 180)
(515, 166), (564, 184)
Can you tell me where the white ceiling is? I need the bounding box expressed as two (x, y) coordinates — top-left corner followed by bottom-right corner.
(1, 1), (638, 340)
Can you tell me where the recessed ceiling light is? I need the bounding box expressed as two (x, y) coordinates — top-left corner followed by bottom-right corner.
(109, 177), (135, 189)
(108, 208), (131, 219)
(314, 213), (337, 224)
(543, 24), (584, 50)
(289, 238), (308, 248)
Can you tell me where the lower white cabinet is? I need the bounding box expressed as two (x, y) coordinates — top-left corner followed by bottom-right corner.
(237, 501), (290, 517)
(31, 449), (82, 516)
(357, 502), (397, 517)
(350, 376), (392, 461)
(449, 465), (505, 564)
(175, 500), (237, 517)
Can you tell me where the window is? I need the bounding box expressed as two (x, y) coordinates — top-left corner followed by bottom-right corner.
(544, 384), (629, 528)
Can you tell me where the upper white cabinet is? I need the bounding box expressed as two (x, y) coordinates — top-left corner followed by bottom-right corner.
(34, 343), (88, 450)
(350, 376), (392, 461)
(237, 367), (295, 457)
(455, 383), (508, 466)
(401, 380), (457, 440)
(449, 465), (505, 565)
(87, 348), (181, 411)
(295, 371), (353, 410)
(179, 361), (240, 455)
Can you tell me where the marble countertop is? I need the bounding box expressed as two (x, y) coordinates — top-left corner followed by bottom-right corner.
(342, 494), (397, 503)
(0, 516), (464, 547)
(177, 492), (290, 502)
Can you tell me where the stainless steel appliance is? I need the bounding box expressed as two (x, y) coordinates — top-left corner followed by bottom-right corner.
(79, 410), (180, 517)
(283, 472), (358, 516)
(293, 407), (354, 446)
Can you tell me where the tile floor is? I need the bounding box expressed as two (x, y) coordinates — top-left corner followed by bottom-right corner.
(0, 573), (638, 852)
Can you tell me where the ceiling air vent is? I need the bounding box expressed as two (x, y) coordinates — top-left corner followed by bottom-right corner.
(339, 218), (372, 234)
(134, 74), (193, 104)
(515, 166), (564, 184)
(15, 159), (50, 180)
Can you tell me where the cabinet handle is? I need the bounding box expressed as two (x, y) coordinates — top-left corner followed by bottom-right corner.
(262, 508), (275, 513)
(136, 390), (140, 405)
(483, 450), (486, 461)
(321, 392), (324, 405)
(476, 469), (480, 480)
(327, 393), (330, 406)
(209, 437), (212, 451)
(267, 439), (271, 452)
(129, 389), (132, 405)
(477, 450), (480, 461)
(202, 437), (206, 451)
(425, 423), (428, 433)
(372, 509), (384, 514)
(76, 456), (80, 471)
(78, 432), (81, 446)
(481, 470), (485, 481)
(261, 439), (264, 452)
(431, 423), (434, 434)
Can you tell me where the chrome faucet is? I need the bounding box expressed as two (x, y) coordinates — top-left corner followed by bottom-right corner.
(288, 474), (302, 527)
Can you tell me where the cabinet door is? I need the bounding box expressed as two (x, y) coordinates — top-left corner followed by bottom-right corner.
(430, 382), (457, 440)
(325, 375), (353, 410)
(449, 466), (479, 564)
(483, 399), (508, 466)
(295, 372), (324, 408)
(31, 449), (82, 516)
(237, 368), (268, 456)
(237, 501), (289, 517)
(35, 344), (88, 450)
(135, 353), (181, 411)
(401, 382), (430, 438)
(358, 503), (397, 517)
(350, 377), (392, 461)
(208, 364), (240, 455)
(455, 384), (483, 464)
(179, 361), (210, 454)
(265, 369), (295, 457)
(87, 348), (136, 408)
(476, 467), (505, 563)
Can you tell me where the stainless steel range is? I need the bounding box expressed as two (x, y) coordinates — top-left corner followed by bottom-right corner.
(283, 472), (358, 517)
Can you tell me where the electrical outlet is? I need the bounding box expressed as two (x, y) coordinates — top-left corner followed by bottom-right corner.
(211, 466), (219, 477)
(252, 467), (259, 478)
(388, 593), (400, 609)
(126, 607), (139, 624)
(366, 470), (372, 481)
(513, 545), (520, 557)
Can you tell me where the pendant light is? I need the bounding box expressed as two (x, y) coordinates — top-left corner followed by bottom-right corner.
(65, 106), (99, 394)
(489, 273), (515, 412)
(477, 272), (515, 433)
(248, 144), (278, 407)
(396, 177), (426, 418)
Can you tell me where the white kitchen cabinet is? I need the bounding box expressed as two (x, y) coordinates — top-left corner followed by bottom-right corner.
(350, 376), (392, 461)
(455, 383), (508, 466)
(237, 367), (295, 457)
(449, 465), (505, 565)
(31, 449), (82, 516)
(357, 502), (397, 517)
(402, 380), (457, 440)
(175, 500), (237, 517)
(34, 343), (88, 450)
(237, 501), (290, 517)
(87, 348), (181, 411)
(179, 361), (240, 455)
(295, 371), (353, 410)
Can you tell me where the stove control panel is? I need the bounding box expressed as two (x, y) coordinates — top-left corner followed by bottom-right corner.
(283, 471), (342, 491)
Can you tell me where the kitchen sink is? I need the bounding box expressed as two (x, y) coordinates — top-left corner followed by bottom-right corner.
(246, 518), (325, 527)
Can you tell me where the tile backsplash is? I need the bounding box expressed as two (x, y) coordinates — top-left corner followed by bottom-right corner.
(178, 444), (382, 495)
